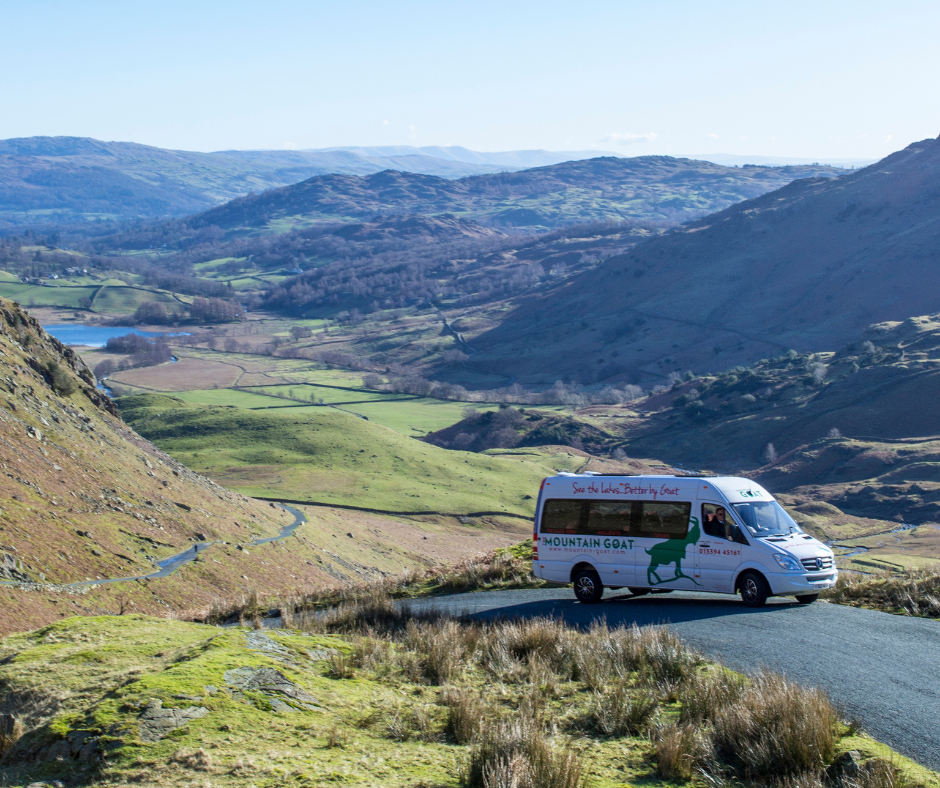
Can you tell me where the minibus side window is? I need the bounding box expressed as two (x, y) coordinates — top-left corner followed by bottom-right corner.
(638, 502), (691, 538)
(540, 500), (583, 534)
(585, 501), (634, 536)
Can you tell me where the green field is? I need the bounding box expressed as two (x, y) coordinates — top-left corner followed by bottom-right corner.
(176, 383), (499, 436)
(0, 282), (96, 308)
(92, 284), (188, 313)
(119, 394), (553, 514)
(0, 278), (188, 314)
(173, 389), (312, 409)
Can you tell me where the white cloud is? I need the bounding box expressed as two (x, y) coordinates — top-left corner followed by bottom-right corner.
(382, 119), (389, 126)
(707, 133), (719, 139)
(599, 131), (657, 146)
(884, 133), (893, 143)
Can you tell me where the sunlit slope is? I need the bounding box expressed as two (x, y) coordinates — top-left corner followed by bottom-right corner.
(119, 394), (551, 515)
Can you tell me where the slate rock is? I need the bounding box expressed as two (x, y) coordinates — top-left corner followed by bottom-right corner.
(138, 699), (208, 743)
(223, 666), (322, 710)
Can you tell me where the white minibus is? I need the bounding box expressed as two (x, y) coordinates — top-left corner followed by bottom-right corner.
(532, 473), (837, 607)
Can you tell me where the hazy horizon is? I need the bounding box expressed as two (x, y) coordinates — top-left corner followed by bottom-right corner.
(3, 0), (938, 161)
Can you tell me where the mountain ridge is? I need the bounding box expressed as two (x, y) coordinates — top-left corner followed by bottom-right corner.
(466, 135), (940, 383)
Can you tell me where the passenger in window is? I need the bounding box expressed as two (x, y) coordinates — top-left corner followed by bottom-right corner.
(704, 506), (729, 539)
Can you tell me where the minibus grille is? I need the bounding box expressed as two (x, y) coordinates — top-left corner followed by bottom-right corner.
(801, 556), (833, 571)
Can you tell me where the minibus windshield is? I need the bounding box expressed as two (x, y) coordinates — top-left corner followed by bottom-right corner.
(732, 500), (802, 536)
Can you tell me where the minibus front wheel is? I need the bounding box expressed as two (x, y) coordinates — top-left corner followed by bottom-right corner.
(738, 571), (770, 608)
(573, 569), (603, 604)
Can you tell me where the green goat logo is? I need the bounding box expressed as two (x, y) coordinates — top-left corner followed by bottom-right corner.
(645, 516), (702, 586)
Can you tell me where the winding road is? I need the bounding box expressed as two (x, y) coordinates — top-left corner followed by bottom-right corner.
(63, 503), (308, 587)
(406, 588), (940, 771)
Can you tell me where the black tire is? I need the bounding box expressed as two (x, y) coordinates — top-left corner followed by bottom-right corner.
(739, 571), (770, 608)
(795, 593), (819, 605)
(573, 569), (603, 604)
(627, 587), (651, 597)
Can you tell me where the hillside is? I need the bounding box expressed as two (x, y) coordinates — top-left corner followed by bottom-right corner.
(176, 156), (844, 236)
(468, 135), (940, 384)
(0, 298), (337, 631)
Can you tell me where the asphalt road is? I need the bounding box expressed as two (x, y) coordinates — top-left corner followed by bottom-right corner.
(407, 588), (940, 771)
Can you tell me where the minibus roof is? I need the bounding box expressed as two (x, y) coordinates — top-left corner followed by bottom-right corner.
(544, 474), (773, 504)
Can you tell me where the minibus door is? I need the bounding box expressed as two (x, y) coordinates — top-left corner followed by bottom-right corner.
(695, 502), (747, 592)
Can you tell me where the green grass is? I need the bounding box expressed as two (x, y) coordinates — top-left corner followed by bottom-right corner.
(0, 282), (97, 309)
(177, 385), (498, 436)
(341, 398), (497, 436)
(119, 393), (552, 514)
(92, 285), (186, 314)
(174, 389), (311, 409)
(0, 612), (931, 788)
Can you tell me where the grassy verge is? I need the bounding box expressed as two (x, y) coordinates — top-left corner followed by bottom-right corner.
(0, 606), (933, 788)
(824, 569), (940, 618)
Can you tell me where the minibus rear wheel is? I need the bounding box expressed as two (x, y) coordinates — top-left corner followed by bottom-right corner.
(573, 569), (603, 604)
(739, 571), (770, 607)
(795, 593), (819, 604)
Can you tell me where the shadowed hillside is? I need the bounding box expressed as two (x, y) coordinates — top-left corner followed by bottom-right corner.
(468, 136), (940, 384)
(610, 314), (940, 528)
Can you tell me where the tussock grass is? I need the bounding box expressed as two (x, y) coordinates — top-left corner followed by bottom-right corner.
(464, 715), (586, 788)
(588, 682), (660, 736)
(709, 670), (839, 777)
(825, 570), (940, 618)
(293, 595), (875, 787)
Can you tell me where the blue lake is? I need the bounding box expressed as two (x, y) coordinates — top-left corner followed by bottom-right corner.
(43, 324), (188, 348)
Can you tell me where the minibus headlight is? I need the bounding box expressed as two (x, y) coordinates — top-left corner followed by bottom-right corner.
(773, 553), (802, 571)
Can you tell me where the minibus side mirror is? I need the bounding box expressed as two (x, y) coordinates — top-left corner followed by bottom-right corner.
(729, 525), (748, 545)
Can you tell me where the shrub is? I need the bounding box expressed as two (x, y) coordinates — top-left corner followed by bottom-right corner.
(44, 360), (77, 396)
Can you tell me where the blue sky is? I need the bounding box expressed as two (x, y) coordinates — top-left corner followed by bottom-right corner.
(3, 0), (937, 159)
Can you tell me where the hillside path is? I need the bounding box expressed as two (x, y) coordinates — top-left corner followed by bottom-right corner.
(406, 588), (940, 771)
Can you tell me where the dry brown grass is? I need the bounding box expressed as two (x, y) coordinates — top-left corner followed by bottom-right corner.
(709, 670), (839, 778)
(440, 686), (488, 745)
(588, 682), (660, 736)
(202, 543), (543, 626)
(825, 569), (940, 618)
(464, 715), (585, 788)
(651, 721), (715, 781)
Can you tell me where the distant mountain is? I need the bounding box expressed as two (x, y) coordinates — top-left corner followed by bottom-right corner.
(684, 153), (874, 168)
(0, 137), (532, 229)
(468, 136), (940, 384)
(317, 145), (623, 168)
(182, 156), (844, 236)
(0, 137), (846, 232)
